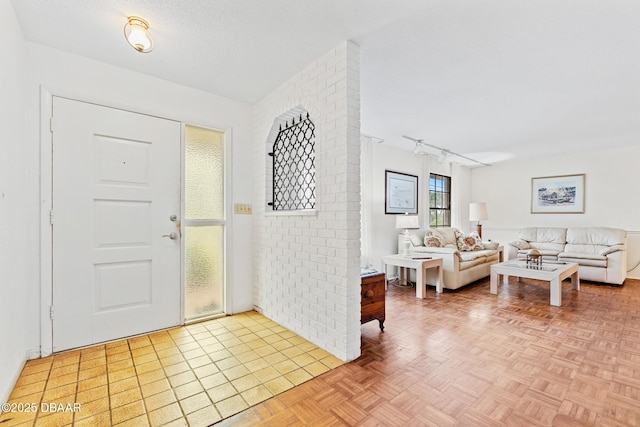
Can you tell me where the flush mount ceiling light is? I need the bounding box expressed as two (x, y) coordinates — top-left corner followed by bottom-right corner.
(124, 16), (154, 53)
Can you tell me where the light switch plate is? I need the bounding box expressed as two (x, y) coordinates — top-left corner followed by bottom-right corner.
(234, 203), (253, 215)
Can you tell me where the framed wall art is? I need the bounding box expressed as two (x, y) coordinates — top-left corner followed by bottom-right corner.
(531, 174), (585, 214)
(385, 170), (418, 214)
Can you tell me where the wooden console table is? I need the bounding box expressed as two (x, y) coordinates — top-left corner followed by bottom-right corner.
(361, 272), (385, 331)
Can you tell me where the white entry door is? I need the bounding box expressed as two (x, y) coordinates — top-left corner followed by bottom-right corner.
(52, 97), (181, 352)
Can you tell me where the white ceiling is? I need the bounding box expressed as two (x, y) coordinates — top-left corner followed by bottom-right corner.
(11, 0), (640, 165)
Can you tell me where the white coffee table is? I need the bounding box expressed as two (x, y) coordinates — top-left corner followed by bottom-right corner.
(490, 261), (579, 306)
(381, 254), (443, 298)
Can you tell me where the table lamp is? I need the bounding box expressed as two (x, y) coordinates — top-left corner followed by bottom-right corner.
(395, 214), (420, 256)
(469, 202), (488, 239)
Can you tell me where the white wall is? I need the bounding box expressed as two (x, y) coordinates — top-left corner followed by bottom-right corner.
(0, 0), (29, 403)
(18, 43), (254, 360)
(363, 142), (472, 273)
(252, 41), (361, 361)
(471, 145), (640, 279)
(366, 143), (422, 271)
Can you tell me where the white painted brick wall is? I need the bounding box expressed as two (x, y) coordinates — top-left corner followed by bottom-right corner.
(252, 41), (361, 361)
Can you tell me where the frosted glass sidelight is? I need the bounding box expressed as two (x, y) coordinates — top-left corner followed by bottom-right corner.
(185, 125), (224, 220)
(184, 124), (225, 321)
(184, 226), (224, 320)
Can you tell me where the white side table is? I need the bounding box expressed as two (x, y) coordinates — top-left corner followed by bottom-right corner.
(381, 254), (444, 298)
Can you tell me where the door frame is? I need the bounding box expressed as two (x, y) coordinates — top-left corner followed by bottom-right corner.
(39, 88), (234, 357)
(40, 87), (54, 357)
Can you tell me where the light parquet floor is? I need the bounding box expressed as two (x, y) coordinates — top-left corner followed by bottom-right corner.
(222, 277), (640, 426)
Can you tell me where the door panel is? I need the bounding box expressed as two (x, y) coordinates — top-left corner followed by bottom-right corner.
(52, 97), (181, 352)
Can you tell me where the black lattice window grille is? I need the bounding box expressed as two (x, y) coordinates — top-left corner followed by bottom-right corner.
(268, 113), (316, 210)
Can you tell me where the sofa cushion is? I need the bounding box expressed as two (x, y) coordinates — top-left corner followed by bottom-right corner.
(459, 256), (486, 271)
(455, 230), (482, 251)
(558, 252), (607, 268)
(516, 249), (561, 259)
(412, 246), (458, 255)
(428, 228), (458, 249)
(566, 227), (627, 246)
(519, 227), (567, 243)
(458, 249), (499, 271)
(518, 227), (567, 253)
(565, 227), (627, 257)
(529, 241), (566, 253)
(460, 249), (497, 262)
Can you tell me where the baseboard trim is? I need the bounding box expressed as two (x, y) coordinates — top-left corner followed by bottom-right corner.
(0, 353), (28, 404)
(27, 347), (41, 360)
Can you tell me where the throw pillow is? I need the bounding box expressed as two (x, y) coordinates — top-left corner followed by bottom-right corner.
(424, 235), (443, 248)
(455, 230), (482, 251)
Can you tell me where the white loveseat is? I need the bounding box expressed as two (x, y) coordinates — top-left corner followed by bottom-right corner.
(507, 227), (627, 285)
(399, 228), (502, 290)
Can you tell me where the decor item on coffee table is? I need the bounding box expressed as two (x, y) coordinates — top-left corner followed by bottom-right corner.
(490, 261), (580, 306)
(526, 249), (542, 266)
(382, 254), (443, 297)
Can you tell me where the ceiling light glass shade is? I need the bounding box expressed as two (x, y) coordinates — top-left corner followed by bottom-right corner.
(124, 16), (154, 53)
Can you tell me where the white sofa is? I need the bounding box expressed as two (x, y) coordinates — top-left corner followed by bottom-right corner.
(507, 227), (627, 285)
(399, 228), (502, 290)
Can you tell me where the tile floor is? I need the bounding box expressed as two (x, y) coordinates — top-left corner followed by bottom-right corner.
(1, 311), (343, 426)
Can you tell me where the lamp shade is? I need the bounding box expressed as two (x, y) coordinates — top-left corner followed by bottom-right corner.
(124, 16), (154, 53)
(395, 214), (420, 230)
(469, 202), (488, 221)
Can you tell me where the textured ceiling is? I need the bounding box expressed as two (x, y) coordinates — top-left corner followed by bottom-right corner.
(11, 0), (640, 164)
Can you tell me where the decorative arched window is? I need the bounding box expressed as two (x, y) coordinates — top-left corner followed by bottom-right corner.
(268, 112), (315, 211)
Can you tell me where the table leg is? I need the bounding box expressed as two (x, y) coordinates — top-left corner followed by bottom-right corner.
(416, 264), (425, 299)
(384, 263), (388, 290)
(490, 270), (498, 294)
(435, 265), (443, 294)
(571, 271), (580, 291)
(550, 277), (561, 306)
(399, 267), (406, 286)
